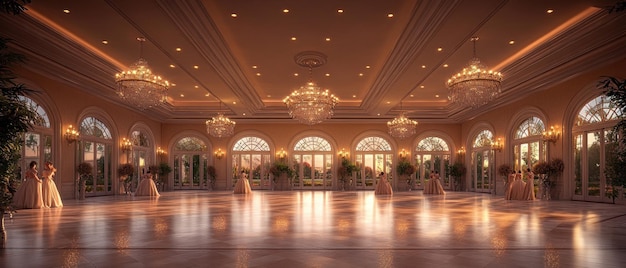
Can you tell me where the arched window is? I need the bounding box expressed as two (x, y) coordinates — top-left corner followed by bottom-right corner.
(173, 136), (208, 190)
(414, 137), (451, 190)
(19, 96), (53, 181)
(79, 116), (113, 196)
(354, 136), (393, 190)
(512, 116), (546, 173)
(471, 130), (494, 193)
(293, 136), (334, 189)
(127, 128), (154, 191)
(573, 95), (621, 202)
(232, 136), (271, 190)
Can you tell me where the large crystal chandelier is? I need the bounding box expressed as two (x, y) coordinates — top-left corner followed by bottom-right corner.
(283, 51), (339, 125)
(115, 37), (169, 110)
(206, 102), (235, 138)
(446, 37), (503, 108)
(387, 103), (418, 139)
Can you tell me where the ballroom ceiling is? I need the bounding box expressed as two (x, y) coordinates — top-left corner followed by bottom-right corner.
(1, 0), (624, 124)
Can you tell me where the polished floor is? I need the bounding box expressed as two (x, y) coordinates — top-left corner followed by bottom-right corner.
(2, 190), (626, 268)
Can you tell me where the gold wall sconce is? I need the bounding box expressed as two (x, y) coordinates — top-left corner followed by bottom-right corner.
(491, 138), (503, 152)
(215, 148), (225, 160)
(338, 148), (348, 158)
(542, 126), (560, 143)
(156, 147), (166, 156)
(399, 148), (408, 158)
(457, 146), (466, 155)
(121, 138), (132, 152)
(65, 125), (80, 143)
(277, 148), (287, 159)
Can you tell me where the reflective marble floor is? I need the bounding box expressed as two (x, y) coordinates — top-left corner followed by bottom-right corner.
(2, 191), (626, 268)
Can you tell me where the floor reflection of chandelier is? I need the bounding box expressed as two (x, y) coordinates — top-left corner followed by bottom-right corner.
(115, 37), (169, 110)
(387, 113), (418, 139)
(283, 51), (338, 125)
(446, 37), (502, 108)
(206, 102), (235, 138)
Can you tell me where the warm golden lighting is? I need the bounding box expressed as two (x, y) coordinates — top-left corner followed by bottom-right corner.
(214, 148), (225, 160)
(387, 113), (418, 139)
(121, 138), (132, 152)
(399, 148), (408, 158)
(457, 146), (466, 155)
(542, 126), (560, 143)
(491, 138), (503, 152)
(156, 147), (166, 156)
(277, 148), (287, 159)
(338, 148), (348, 158)
(64, 125), (79, 143)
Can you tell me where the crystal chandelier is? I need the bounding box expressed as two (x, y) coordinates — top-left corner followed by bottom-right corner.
(283, 51), (339, 125)
(446, 37), (503, 108)
(206, 102), (235, 138)
(115, 37), (169, 110)
(387, 102), (418, 139)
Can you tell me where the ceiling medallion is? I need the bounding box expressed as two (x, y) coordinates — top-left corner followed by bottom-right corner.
(446, 37), (503, 108)
(115, 37), (169, 110)
(283, 51), (339, 125)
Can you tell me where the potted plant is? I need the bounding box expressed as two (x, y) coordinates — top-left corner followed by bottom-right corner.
(77, 162), (93, 200)
(337, 158), (359, 190)
(599, 76), (626, 203)
(207, 165), (216, 190)
(396, 157), (416, 191)
(118, 163), (135, 194)
(448, 162), (466, 191)
(270, 160), (294, 190)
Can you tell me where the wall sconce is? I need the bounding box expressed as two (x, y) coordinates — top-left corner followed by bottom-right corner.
(491, 138), (503, 152)
(215, 148), (225, 160)
(542, 126), (560, 143)
(121, 138), (132, 152)
(338, 148), (348, 158)
(457, 146), (466, 155)
(65, 125), (80, 143)
(156, 147), (166, 156)
(399, 148), (408, 158)
(277, 148), (287, 159)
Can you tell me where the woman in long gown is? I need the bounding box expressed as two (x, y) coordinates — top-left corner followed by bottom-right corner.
(374, 172), (393, 195)
(423, 171), (435, 194)
(41, 161), (63, 207)
(430, 171), (446, 195)
(135, 171), (160, 196)
(505, 171), (516, 200)
(522, 168), (536, 200)
(12, 161), (44, 209)
(233, 171), (252, 194)
(510, 170), (526, 200)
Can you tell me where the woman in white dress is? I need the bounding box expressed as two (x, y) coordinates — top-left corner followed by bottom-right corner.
(374, 172), (393, 195)
(135, 171), (160, 197)
(522, 168), (536, 200)
(233, 171), (252, 194)
(41, 161), (63, 207)
(13, 161), (44, 209)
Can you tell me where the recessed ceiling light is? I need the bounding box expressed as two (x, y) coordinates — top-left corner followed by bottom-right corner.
(176, 47), (182, 52)
(101, 40), (108, 44)
(63, 9), (70, 14)
(421, 65), (426, 68)
(193, 65), (199, 69)
(243, 113), (246, 116)
(358, 73), (364, 76)
(509, 40), (515, 45)
(420, 85), (425, 88)
(325, 37), (331, 41)
(325, 73), (330, 77)
(291, 37), (297, 41)
(267, 94), (272, 98)
(547, 9), (554, 14)
(443, 64), (449, 68)
(387, 13), (394, 18)
(169, 64), (175, 68)
(205, 93), (210, 97)
(294, 73), (299, 76)
(352, 95), (356, 98)
(365, 65), (371, 69)
(283, 9), (289, 13)
(386, 101), (391, 104)
(256, 73), (261, 76)
(337, 9), (344, 13)
(437, 47), (443, 52)
(377, 113), (380, 116)
(435, 95), (440, 98)
(194, 85), (199, 89)
(232, 101), (237, 104)
(410, 94), (414, 97)
(171, 83), (176, 87)
(180, 94), (185, 97)
(231, 13), (237, 18)
(252, 65), (258, 69)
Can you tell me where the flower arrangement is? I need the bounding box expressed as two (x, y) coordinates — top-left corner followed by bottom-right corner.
(337, 158), (359, 182)
(270, 160), (294, 178)
(396, 157), (416, 176)
(532, 161), (551, 175)
(118, 163), (135, 177)
(77, 162), (93, 177)
(498, 164), (512, 178)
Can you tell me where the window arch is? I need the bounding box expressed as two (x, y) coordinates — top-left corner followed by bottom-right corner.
(354, 136), (393, 190)
(470, 129), (494, 193)
(20, 95), (50, 128)
(473, 130), (494, 148)
(232, 136), (271, 190)
(20, 96), (53, 181)
(292, 136), (334, 189)
(78, 116), (113, 196)
(572, 95), (621, 202)
(173, 136), (208, 190)
(512, 116), (546, 173)
(414, 136), (451, 190)
(515, 116), (545, 139)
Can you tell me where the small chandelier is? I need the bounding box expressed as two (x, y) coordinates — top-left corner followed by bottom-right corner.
(206, 102), (235, 138)
(446, 37), (503, 108)
(115, 37), (169, 110)
(387, 103), (418, 139)
(283, 51), (339, 125)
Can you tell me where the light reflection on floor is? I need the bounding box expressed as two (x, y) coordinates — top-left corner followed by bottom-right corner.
(2, 191), (626, 267)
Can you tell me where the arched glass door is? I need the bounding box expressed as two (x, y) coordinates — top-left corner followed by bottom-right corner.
(20, 96), (53, 179)
(512, 117), (546, 173)
(414, 137), (451, 190)
(128, 130), (154, 192)
(79, 116), (113, 196)
(172, 137), (208, 190)
(471, 130), (494, 193)
(354, 137), (393, 190)
(231, 137), (271, 190)
(292, 137), (333, 190)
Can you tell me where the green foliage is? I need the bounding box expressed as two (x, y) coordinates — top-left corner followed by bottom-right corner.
(337, 158), (359, 181)
(497, 164), (512, 178)
(0, 36), (39, 213)
(159, 162), (172, 176)
(448, 162), (466, 178)
(207, 165), (216, 182)
(270, 160), (294, 178)
(599, 76), (626, 203)
(396, 157), (416, 176)
(0, 0), (30, 15)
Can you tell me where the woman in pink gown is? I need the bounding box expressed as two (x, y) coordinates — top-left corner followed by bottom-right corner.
(12, 161), (44, 209)
(135, 171), (160, 196)
(510, 170), (526, 200)
(505, 171), (516, 200)
(42, 161), (63, 207)
(374, 172), (393, 195)
(233, 171), (252, 194)
(522, 168), (536, 200)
